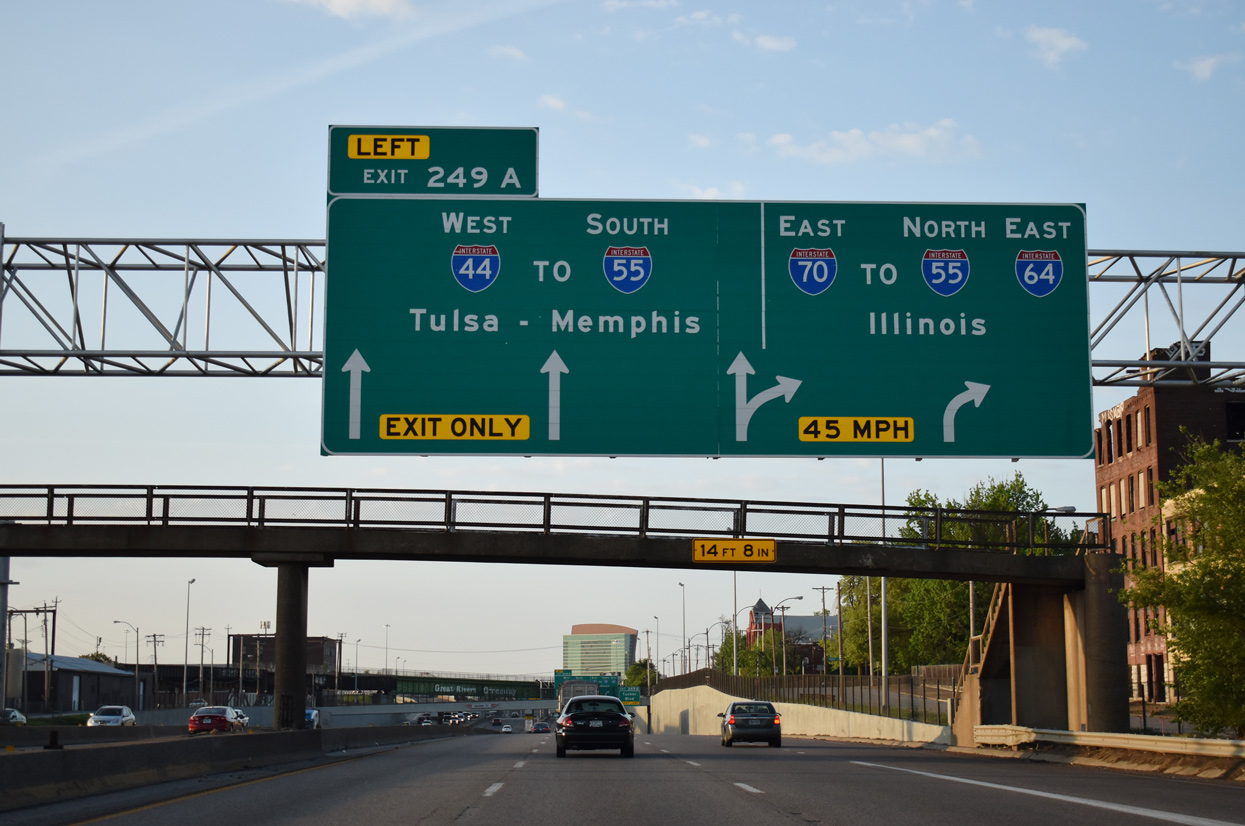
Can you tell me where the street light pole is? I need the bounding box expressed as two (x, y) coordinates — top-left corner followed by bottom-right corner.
(183, 578), (195, 705)
(652, 616), (660, 681)
(113, 620), (139, 709)
(354, 638), (360, 691)
(384, 624), (390, 675)
(772, 596), (803, 675)
(678, 582), (686, 675)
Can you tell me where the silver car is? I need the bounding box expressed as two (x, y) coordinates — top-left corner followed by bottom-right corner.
(87, 705), (137, 726)
(2, 707), (27, 726)
(719, 701), (781, 747)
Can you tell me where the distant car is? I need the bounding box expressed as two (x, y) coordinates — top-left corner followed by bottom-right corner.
(305, 709), (320, 729)
(531, 722), (550, 734)
(233, 709), (249, 728)
(188, 706), (244, 734)
(510, 711), (520, 718)
(492, 718), (503, 726)
(87, 705), (136, 727)
(1, 707), (27, 726)
(718, 701), (781, 747)
(501, 724), (513, 733)
(419, 718), (432, 726)
(555, 695), (634, 758)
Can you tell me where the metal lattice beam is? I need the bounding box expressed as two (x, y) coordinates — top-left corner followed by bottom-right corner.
(2, 235), (1243, 384)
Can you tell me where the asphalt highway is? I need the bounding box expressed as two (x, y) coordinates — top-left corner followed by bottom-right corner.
(10, 732), (1245, 826)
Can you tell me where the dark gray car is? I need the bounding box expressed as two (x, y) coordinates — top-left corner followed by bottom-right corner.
(719, 701), (781, 747)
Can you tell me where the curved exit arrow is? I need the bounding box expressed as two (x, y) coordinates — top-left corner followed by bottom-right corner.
(942, 381), (990, 443)
(727, 352), (801, 442)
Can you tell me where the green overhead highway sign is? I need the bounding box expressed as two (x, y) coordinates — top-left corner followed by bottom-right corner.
(322, 198), (1091, 458)
(328, 125), (538, 197)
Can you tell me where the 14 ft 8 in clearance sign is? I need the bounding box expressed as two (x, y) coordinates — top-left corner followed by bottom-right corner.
(323, 131), (1091, 458)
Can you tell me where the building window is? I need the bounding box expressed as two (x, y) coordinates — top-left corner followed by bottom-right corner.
(1125, 416), (1133, 453)
(1100, 486), (1108, 514)
(1136, 411), (1143, 451)
(1144, 405), (1152, 445)
(1110, 483), (1118, 518)
(1096, 429), (1103, 465)
(1227, 401), (1244, 442)
(1127, 476), (1136, 513)
(1105, 420), (1114, 462)
(1147, 467), (1155, 506)
(1116, 421), (1124, 462)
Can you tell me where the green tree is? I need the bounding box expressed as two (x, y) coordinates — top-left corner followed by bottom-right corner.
(623, 658), (658, 686)
(867, 472), (1058, 669)
(79, 652), (116, 665)
(1124, 438), (1245, 739)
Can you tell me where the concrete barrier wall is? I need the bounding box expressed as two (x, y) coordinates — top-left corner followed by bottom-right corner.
(650, 685), (950, 745)
(0, 726), (490, 813)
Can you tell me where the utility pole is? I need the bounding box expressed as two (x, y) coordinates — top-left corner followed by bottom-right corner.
(196, 627), (211, 701)
(813, 586), (832, 703)
(147, 634), (164, 703)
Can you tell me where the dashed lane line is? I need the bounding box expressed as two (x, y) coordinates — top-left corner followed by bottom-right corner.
(734, 783), (764, 794)
(513, 761), (526, 768)
(852, 761), (1240, 826)
(686, 761), (702, 767)
(483, 783), (504, 797)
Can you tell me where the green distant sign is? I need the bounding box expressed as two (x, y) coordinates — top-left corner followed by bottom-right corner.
(619, 686), (642, 705)
(328, 125), (538, 197)
(322, 198), (1091, 458)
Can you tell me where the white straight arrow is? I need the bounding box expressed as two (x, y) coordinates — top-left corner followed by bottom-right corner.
(942, 381), (990, 443)
(726, 352), (801, 442)
(342, 349), (370, 440)
(541, 351), (568, 441)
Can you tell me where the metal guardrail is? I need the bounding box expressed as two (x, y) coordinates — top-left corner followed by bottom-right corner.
(974, 724), (1245, 757)
(0, 485), (1109, 554)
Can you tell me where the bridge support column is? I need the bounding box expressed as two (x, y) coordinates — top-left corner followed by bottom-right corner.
(274, 563), (309, 731)
(1081, 553), (1129, 732)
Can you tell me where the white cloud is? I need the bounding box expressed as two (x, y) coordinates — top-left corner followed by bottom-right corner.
(766, 119), (979, 165)
(674, 180), (746, 199)
(282, 0), (418, 20)
(489, 45), (528, 61)
(754, 34), (797, 52)
(602, 0), (678, 10)
(688, 134), (714, 148)
(538, 94), (592, 119)
(1174, 53), (1240, 80)
(1024, 25), (1088, 69)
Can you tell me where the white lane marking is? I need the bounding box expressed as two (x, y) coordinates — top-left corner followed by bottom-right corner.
(851, 762), (1238, 826)
(531, 748), (539, 753)
(513, 761), (526, 768)
(644, 741), (652, 745)
(686, 760), (702, 767)
(797, 751), (806, 754)
(734, 783), (764, 794)
(661, 749), (670, 753)
(483, 783), (504, 797)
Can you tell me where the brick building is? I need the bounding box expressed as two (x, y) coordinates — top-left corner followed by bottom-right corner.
(1094, 358), (1244, 702)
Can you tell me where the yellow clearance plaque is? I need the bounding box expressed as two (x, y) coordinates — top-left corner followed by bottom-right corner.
(693, 538), (777, 563)
(347, 134), (431, 160)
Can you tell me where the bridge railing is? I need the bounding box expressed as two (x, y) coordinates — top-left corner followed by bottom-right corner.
(0, 485), (1109, 554)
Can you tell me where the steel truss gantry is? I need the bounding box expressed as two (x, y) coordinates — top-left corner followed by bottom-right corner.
(1, 232), (1242, 385)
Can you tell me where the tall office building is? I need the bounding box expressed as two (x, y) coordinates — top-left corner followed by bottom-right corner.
(562, 624), (638, 677)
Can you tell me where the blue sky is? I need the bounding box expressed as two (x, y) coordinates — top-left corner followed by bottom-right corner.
(1, 0), (1242, 678)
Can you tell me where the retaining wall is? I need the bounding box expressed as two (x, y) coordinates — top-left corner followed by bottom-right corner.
(649, 685), (950, 745)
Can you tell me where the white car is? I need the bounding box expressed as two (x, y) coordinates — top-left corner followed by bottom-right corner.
(2, 707), (27, 726)
(501, 724), (513, 733)
(87, 705), (136, 726)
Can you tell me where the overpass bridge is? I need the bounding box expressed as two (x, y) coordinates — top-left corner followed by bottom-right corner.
(0, 484), (1125, 736)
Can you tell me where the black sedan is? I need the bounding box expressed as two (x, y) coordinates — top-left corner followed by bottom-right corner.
(555, 695), (634, 758)
(719, 701), (781, 747)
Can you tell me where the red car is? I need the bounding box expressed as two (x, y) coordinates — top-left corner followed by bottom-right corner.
(188, 706), (245, 734)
